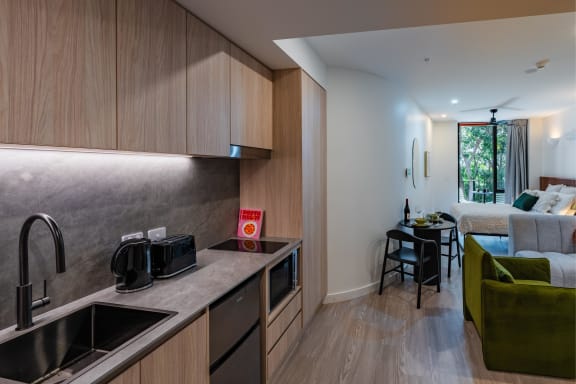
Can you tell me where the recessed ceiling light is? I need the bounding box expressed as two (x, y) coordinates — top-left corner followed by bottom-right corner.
(451, 99), (459, 105)
(441, 114), (447, 118)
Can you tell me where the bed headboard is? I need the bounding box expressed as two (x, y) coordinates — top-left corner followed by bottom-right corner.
(540, 176), (576, 190)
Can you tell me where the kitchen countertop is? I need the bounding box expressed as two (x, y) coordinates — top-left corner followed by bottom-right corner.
(0, 237), (301, 384)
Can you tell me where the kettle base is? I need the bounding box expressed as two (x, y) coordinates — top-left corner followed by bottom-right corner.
(115, 281), (153, 294)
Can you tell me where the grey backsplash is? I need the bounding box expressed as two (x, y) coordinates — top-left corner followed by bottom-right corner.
(0, 149), (239, 330)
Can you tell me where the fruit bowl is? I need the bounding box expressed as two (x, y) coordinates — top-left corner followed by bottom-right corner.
(414, 217), (427, 225)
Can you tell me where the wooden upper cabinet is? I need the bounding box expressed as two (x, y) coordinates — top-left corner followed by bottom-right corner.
(141, 312), (209, 384)
(0, 0), (116, 149)
(230, 45), (273, 150)
(187, 14), (230, 157)
(117, 0), (186, 154)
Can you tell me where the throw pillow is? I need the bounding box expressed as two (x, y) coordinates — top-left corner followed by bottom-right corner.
(550, 192), (576, 215)
(493, 259), (516, 283)
(560, 185), (576, 195)
(513, 192), (539, 211)
(546, 184), (565, 192)
(531, 191), (561, 213)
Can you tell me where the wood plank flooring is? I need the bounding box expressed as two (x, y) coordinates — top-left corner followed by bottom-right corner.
(272, 262), (572, 384)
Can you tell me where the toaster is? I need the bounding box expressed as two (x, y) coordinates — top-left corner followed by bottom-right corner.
(151, 234), (196, 278)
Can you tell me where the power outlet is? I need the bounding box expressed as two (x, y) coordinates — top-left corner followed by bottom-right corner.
(147, 227), (166, 241)
(121, 232), (144, 242)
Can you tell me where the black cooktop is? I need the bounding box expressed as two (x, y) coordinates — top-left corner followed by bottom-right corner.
(208, 239), (288, 254)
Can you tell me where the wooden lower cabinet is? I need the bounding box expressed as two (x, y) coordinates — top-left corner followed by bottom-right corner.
(267, 291), (302, 352)
(267, 312), (302, 381)
(141, 313), (209, 384)
(107, 312), (208, 384)
(265, 289), (303, 381)
(108, 363), (140, 384)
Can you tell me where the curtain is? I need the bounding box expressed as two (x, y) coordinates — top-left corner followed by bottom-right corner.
(505, 119), (528, 203)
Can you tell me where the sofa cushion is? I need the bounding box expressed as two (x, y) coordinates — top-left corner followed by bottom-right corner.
(515, 250), (576, 288)
(515, 279), (551, 286)
(493, 259), (515, 283)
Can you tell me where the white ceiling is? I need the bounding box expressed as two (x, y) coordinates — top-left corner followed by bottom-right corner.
(175, 0), (575, 122)
(305, 13), (576, 122)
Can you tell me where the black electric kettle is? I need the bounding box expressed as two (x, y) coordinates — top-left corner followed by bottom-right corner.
(111, 238), (153, 293)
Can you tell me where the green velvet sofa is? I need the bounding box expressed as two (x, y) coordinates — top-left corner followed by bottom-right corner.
(463, 235), (576, 379)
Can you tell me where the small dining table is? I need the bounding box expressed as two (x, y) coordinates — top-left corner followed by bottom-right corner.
(398, 219), (456, 285)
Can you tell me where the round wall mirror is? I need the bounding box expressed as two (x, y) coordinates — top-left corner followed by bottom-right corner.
(412, 138), (419, 189)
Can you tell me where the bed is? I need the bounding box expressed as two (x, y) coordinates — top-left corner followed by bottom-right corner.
(450, 176), (576, 236)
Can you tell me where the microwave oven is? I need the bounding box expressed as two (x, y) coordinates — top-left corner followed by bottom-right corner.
(269, 247), (299, 313)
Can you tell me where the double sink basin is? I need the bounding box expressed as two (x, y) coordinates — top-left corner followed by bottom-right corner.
(0, 303), (175, 384)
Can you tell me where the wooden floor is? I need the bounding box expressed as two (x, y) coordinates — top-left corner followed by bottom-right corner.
(272, 261), (572, 384)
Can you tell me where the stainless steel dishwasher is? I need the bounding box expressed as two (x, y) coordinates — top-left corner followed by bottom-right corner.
(209, 272), (261, 384)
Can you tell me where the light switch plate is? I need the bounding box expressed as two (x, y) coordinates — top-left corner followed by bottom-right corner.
(147, 227), (166, 241)
(121, 232), (144, 242)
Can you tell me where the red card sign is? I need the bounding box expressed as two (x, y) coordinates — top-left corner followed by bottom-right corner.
(237, 209), (263, 239)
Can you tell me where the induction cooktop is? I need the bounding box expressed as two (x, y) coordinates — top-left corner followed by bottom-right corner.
(208, 239), (288, 254)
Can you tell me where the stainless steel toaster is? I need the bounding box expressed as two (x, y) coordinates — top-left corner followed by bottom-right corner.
(151, 234), (196, 278)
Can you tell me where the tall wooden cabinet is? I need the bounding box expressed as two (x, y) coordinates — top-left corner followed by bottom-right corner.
(240, 69), (327, 327)
(0, 0), (116, 149)
(117, 0), (187, 154)
(231, 45), (273, 150)
(186, 14), (231, 157)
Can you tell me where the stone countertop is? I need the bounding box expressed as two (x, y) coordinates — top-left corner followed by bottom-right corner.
(0, 237), (301, 384)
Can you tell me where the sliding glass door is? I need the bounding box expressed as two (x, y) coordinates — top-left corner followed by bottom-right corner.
(458, 123), (508, 203)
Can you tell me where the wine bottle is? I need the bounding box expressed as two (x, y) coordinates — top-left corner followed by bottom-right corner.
(404, 198), (410, 223)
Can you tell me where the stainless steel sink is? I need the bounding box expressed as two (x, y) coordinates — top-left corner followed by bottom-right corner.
(0, 302), (175, 384)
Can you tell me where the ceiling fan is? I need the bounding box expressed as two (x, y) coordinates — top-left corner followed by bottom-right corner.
(525, 59), (550, 74)
(488, 108), (499, 125)
(460, 97), (523, 113)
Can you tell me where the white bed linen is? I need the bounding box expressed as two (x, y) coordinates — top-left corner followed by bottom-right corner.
(450, 202), (531, 235)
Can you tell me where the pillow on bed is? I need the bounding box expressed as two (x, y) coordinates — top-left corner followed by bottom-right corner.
(513, 192), (539, 211)
(549, 192), (576, 215)
(530, 191), (561, 213)
(546, 184), (565, 192)
(560, 186), (576, 195)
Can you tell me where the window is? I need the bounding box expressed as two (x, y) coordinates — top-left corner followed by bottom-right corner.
(458, 123), (508, 203)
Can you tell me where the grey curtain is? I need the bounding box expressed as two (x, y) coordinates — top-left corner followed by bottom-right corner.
(505, 119), (528, 203)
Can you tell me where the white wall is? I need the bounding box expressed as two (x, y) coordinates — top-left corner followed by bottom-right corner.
(274, 38), (327, 88)
(325, 68), (432, 301)
(539, 106), (576, 179)
(430, 121), (459, 213)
